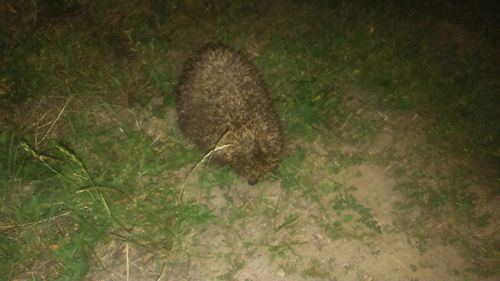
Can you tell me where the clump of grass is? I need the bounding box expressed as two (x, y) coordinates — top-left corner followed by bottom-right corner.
(1, 134), (113, 279)
(301, 259), (331, 279)
(267, 240), (305, 259)
(216, 253), (245, 281)
(0, 123), (212, 280)
(324, 189), (382, 240)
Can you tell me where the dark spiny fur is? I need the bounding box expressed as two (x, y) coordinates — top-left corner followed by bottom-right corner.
(176, 44), (284, 184)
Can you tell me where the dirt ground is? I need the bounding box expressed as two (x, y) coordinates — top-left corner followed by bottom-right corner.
(86, 166), (497, 281)
(85, 104), (499, 281)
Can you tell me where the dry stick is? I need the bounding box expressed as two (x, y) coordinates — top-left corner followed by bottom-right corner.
(126, 241), (130, 281)
(8, 265), (14, 281)
(39, 95), (72, 145)
(155, 260), (168, 281)
(35, 113), (40, 148)
(0, 211), (70, 231)
(34, 112), (49, 148)
(31, 0), (38, 26)
(178, 130), (232, 202)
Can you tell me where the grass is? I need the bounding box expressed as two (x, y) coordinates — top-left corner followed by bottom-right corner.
(1, 0), (499, 280)
(1, 126), (213, 279)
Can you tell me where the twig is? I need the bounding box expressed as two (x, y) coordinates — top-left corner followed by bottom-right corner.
(0, 211), (70, 231)
(126, 241), (130, 281)
(178, 130), (232, 202)
(39, 96), (72, 145)
(155, 260), (168, 281)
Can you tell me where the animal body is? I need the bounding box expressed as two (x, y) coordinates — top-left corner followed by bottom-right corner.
(176, 44), (284, 184)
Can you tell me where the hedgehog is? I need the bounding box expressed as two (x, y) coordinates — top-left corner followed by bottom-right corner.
(176, 44), (284, 184)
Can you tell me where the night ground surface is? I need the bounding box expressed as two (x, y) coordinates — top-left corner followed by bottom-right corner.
(0, 1), (499, 280)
